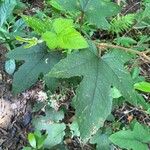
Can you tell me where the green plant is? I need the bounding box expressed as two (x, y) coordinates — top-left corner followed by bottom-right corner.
(4, 0), (150, 149)
(109, 122), (150, 150)
(47, 44), (149, 140)
(0, 0), (16, 27)
(0, 0), (26, 47)
(110, 14), (135, 34)
(134, 81), (150, 92)
(90, 130), (112, 150)
(114, 36), (137, 47)
(49, 0), (120, 29)
(32, 107), (66, 149)
(7, 44), (61, 94)
(134, 1), (150, 29)
(0, 0), (27, 76)
(42, 18), (88, 50)
(23, 131), (48, 150)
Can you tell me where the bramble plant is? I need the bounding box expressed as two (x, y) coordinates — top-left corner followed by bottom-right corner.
(1, 0), (150, 149)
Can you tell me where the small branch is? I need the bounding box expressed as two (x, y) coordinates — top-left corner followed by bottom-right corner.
(116, 0), (121, 6)
(116, 0), (121, 18)
(98, 43), (141, 54)
(97, 43), (150, 62)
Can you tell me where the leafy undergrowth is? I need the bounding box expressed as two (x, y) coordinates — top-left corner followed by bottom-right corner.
(0, 0), (150, 150)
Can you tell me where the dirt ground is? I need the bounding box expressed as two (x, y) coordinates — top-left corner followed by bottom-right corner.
(0, 45), (32, 150)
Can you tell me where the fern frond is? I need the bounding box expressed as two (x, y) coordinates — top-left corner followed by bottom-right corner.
(110, 14), (135, 34)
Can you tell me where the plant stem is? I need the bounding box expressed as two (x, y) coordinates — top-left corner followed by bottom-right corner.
(97, 43), (150, 62)
(117, 0), (121, 18)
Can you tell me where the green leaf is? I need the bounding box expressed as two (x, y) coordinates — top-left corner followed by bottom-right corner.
(34, 131), (48, 149)
(22, 15), (52, 35)
(90, 131), (112, 150)
(16, 36), (38, 48)
(22, 147), (32, 150)
(55, 0), (120, 29)
(131, 67), (141, 80)
(134, 81), (150, 92)
(69, 120), (80, 137)
(42, 18), (88, 50)
(28, 133), (37, 148)
(6, 44), (61, 94)
(42, 32), (58, 49)
(0, 0), (16, 26)
(44, 107), (64, 122)
(48, 0), (64, 10)
(146, 108), (150, 115)
(111, 87), (122, 99)
(32, 108), (66, 148)
(110, 14), (135, 34)
(5, 59), (16, 75)
(109, 122), (150, 150)
(50, 0), (77, 12)
(51, 143), (69, 150)
(114, 37), (137, 47)
(48, 45), (144, 141)
(44, 76), (59, 92)
(36, 135), (47, 149)
(135, 3), (150, 29)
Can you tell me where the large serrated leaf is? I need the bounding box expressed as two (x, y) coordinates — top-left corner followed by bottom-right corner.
(47, 45), (147, 141)
(0, 0), (16, 26)
(109, 122), (150, 150)
(6, 44), (61, 94)
(54, 0), (120, 29)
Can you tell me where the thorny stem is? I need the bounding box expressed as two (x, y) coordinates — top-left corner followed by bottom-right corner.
(97, 43), (150, 62)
